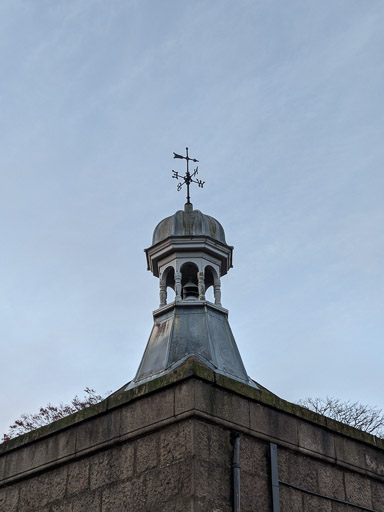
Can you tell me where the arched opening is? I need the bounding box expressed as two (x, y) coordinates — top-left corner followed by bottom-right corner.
(164, 266), (175, 290)
(159, 266), (175, 306)
(180, 262), (199, 300)
(204, 265), (221, 305)
(204, 266), (215, 302)
(164, 266), (175, 302)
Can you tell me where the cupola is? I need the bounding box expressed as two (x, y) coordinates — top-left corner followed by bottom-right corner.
(145, 202), (233, 308)
(126, 149), (257, 390)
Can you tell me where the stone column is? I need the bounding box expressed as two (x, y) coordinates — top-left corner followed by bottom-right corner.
(175, 272), (182, 302)
(159, 282), (167, 307)
(198, 272), (205, 301)
(214, 282), (222, 306)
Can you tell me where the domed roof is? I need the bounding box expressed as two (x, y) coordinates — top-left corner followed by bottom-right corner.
(152, 205), (227, 245)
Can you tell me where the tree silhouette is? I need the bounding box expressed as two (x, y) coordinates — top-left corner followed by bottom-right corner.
(298, 396), (384, 438)
(2, 388), (108, 443)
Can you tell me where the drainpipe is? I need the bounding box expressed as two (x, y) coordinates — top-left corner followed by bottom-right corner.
(231, 432), (241, 512)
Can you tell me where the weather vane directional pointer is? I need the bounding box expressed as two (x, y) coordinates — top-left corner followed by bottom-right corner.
(172, 147), (204, 205)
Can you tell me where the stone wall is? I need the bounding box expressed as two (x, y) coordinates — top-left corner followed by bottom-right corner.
(1, 358), (383, 511)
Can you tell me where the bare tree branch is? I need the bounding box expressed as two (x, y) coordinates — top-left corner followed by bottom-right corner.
(2, 388), (109, 443)
(298, 396), (384, 438)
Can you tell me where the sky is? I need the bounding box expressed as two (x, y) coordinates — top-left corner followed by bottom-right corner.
(1, 0), (383, 436)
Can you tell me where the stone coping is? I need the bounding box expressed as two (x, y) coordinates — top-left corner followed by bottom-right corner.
(1, 356), (383, 455)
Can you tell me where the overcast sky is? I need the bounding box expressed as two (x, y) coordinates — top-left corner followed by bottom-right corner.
(1, 0), (383, 436)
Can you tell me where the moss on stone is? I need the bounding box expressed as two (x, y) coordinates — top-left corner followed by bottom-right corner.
(1, 355), (383, 455)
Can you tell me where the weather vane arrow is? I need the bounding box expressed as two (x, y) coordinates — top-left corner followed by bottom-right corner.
(171, 147), (204, 205)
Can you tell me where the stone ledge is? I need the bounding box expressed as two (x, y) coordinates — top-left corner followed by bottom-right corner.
(1, 356), (383, 458)
(1, 409), (384, 489)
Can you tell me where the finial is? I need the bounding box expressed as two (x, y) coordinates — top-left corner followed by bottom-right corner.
(172, 147), (205, 205)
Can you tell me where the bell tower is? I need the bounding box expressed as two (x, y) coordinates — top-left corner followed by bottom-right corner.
(126, 150), (256, 390)
(147, 201), (232, 308)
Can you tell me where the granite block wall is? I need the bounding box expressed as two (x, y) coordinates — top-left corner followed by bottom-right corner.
(1, 361), (383, 511)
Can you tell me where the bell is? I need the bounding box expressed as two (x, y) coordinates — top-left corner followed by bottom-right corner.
(182, 280), (199, 300)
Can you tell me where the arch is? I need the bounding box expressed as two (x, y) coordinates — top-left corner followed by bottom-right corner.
(162, 266), (175, 291)
(180, 262), (199, 300)
(204, 265), (221, 306)
(180, 262), (199, 288)
(159, 266), (175, 307)
(204, 265), (219, 290)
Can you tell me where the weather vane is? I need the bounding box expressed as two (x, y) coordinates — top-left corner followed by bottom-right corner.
(172, 147), (205, 205)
